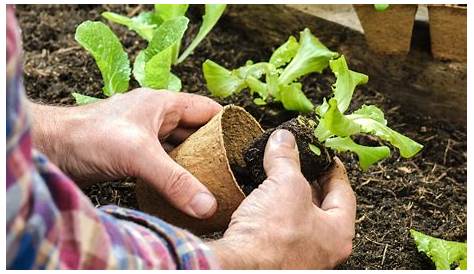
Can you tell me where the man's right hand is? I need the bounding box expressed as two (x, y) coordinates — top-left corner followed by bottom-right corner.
(209, 129), (356, 269)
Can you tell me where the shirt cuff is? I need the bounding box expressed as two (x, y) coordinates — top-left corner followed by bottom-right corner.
(100, 205), (220, 270)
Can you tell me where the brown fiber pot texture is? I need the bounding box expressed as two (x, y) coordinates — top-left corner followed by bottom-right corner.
(136, 105), (264, 235)
(428, 5), (467, 62)
(354, 4), (418, 55)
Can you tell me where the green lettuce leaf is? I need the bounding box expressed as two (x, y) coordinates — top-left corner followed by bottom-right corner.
(374, 4), (390, 11)
(72, 92), (101, 105)
(154, 4), (189, 21)
(346, 106), (423, 158)
(269, 35), (299, 68)
(308, 143), (321, 156)
(75, 21), (130, 96)
(352, 104), (387, 124)
(154, 4), (189, 63)
(279, 83), (314, 113)
(410, 229), (467, 270)
(235, 61), (271, 80)
(278, 28), (339, 85)
(329, 55), (369, 113)
(325, 137), (391, 170)
(246, 76), (268, 100)
(168, 73), (182, 91)
(101, 11), (159, 41)
(177, 4), (227, 64)
(143, 48), (172, 89)
(315, 98), (360, 141)
(203, 60), (246, 98)
(133, 16), (188, 88)
(143, 16), (189, 60)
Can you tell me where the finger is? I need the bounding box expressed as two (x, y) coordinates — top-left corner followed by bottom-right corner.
(318, 157), (356, 219)
(171, 93), (223, 128)
(263, 129), (312, 194)
(137, 142), (217, 219)
(166, 127), (196, 145)
(162, 142), (175, 153)
(263, 129), (301, 176)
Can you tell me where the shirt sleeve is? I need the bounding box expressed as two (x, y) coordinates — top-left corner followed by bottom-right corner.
(6, 5), (219, 270)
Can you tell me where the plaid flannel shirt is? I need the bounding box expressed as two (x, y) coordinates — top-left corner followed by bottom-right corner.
(6, 5), (219, 269)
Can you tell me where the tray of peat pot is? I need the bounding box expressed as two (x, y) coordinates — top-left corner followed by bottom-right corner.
(428, 4), (467, 62)
(354, 4), (418, 55)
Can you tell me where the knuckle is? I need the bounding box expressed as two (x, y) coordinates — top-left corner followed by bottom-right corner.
(164, 171), (192, 200)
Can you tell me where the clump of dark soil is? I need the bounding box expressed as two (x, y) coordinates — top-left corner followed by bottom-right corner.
(15, 4), (466, 270)
(242, 116), (333, 191)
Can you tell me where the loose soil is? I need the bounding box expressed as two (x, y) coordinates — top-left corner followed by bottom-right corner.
(15, 4), (467, 270)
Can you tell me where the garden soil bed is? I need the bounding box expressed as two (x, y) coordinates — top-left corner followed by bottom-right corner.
(16, 4), (467, 270)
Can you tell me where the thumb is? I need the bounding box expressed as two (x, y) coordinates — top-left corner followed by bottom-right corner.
(263, 129), (307, 189)
(137, 143), (217, 219)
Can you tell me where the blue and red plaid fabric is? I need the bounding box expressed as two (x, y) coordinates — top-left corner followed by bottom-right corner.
(6, 5), (219, 269)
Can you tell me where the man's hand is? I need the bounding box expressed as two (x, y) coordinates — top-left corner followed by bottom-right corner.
(209, 129), (356, 269)
(29, 88), (222, 219)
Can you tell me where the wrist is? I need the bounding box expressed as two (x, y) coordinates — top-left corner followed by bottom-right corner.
(207, 238), (259, 269)
(28, 101), (84, 175)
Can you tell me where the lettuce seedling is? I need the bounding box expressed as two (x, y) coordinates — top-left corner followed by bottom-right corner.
(313, 55), (422, 170)
(203, 28), (339, 113)
(73, 4), (226, 105)
(241, 31), (422, 185)
(72, 21), (131, 104)
(410, 229), (467, 270)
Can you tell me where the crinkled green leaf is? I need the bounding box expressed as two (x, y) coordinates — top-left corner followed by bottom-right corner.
(154, 4), (189, 21)
(102, 11), (159, 41)
(235, 62), (271, 80)
(352, 104), (387, 125)
(279, 83), (314, 113)
(177, 4), (227, 64)
(72, 93), (101, 105)
(329, 55), (369, 113)
(143, 48), (172, 89)
(315, 98), (361, 141)
(346, 109), (423, 158)
(279, 28), (339, 85)
(246, 76), (268, 100)
(203, 60), (246, 98)
(410, 229), (467, 270)
(325, 137), (391, 170)
(315, 97), (330, 116)
(269, 35), (299, 68)
(133, 17), (188, 87)
(75, 21), (130, 96)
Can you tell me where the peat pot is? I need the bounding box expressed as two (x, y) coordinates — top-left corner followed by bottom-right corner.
(428, 5), (467, 62)
(136, 105), (263, 235)
(354, 4), (418, 55)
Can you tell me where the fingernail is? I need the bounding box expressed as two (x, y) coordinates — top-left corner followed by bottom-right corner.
(270, 129), (296, 148)
(189, 192), (216, 218)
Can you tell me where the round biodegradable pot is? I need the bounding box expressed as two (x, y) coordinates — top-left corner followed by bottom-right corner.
(136, 105), (264, 235)
(428, 5), (467, 62)
(354, 4), (418, 55)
